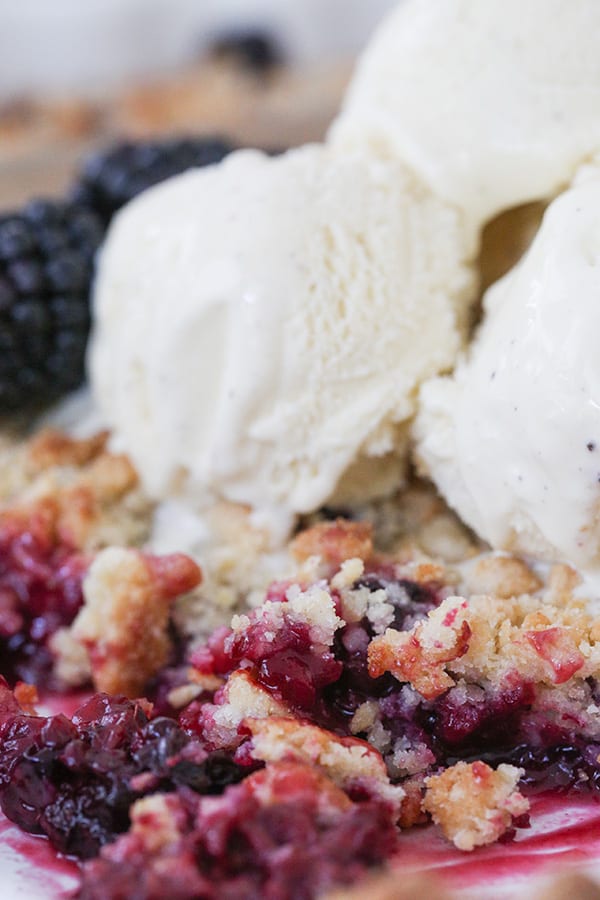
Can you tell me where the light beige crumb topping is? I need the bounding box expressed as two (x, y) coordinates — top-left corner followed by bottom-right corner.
(369, 583), (600, 698)
(423, 761), (529, 851)
(246, 717), (404, 813)
(208, 671), (291, 749)
(71, 546), (201, 697)
(0, 429), (152, 551)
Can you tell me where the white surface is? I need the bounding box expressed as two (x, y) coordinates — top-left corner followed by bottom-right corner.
(0, 0), (398, 98)
(415, 172), (600, 575)
(0, 820), (78, 900)
(89, 144), (474, 529)
(330, 0), (600, 233)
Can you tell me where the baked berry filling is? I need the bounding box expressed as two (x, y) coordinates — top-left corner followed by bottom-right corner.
(0, 511), (88, 686)
(77, 764), (399, 900)
(0, 685), (247, 859)
(190, 572), (600, 799)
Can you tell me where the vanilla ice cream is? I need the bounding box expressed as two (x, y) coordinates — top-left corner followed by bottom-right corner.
(414, 173), (600, 572)
(330, 0), (600, 233)
(90, 145), (474, 527)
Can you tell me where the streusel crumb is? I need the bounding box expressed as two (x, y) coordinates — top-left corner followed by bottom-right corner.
(369, 588), (600, 695)
(128, 794), (187, 853)
(423, 761), (529, 850)
(462, 553), (542, 599)
(290, 518), (374, 566)
(368, 598), (471, 700)
(71, 547), (201, 696)
(246, 717), (404, 812)
(204, 670), (291, 749)
(0, 429), (152, 551)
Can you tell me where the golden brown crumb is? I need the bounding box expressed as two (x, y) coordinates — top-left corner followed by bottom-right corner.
(206, 671), (292, 750)
(423, 761), (529, 851)
(291, 518), (374, 566)
(0, 429), (152, 551)
(370, 587), (600, 698)
(71, 547), (201, 696)
(49, 627), (92, 688)
(13, 683), (38, 714)
(247, 761), (353, 813)
(397, 776), (429, 828)
(26, 429), (109, 472)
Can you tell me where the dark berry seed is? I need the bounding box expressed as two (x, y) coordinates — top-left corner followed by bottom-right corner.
(50, 296), (90, 328)
(23, 199), (63, 227)
(35, 226), (71, 256)
(210, 30), (283, 73)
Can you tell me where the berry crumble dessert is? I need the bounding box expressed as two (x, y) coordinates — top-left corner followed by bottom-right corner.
(3, 1), (600, 898)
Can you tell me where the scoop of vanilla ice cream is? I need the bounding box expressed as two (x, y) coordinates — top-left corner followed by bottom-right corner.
(414, 173), (600, 572)
(329, 0), (600, 233)
(90, 145), (474, 525)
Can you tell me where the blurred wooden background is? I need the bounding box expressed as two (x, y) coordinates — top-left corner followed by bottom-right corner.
(0, 60), (350, 211)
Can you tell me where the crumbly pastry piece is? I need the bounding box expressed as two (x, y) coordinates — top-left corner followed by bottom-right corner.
(423, 761), (529, 850)
(0, 428), (152, 550)
(246, 716), (405, 813)
(369, 567), (600, 695)
(71, 547), (202, 696)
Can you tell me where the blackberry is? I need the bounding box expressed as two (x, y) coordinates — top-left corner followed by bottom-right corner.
(71, 136), (236, 225)
(210, 29), (283, 73)
(0, 200), (104, 411)
(2, 136), (237, 411)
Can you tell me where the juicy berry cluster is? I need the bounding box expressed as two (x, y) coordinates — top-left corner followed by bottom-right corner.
(0, 200), (103, 409)
(78, 764), (398, 900)
(71, 136), (235, 226)
(0, 691), (245, 859)
(0, 511), (88, 686)
(191, 573), (441, 731)
(192, 570), (600, 799)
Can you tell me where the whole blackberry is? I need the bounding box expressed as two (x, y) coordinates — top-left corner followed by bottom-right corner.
(210, 29), (283, 73)
(71, 135), (236, 225)
(0, 200), (104, 411)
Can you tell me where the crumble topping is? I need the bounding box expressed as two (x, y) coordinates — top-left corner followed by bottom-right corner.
(423, 761), (529, 850)
(246, 716), (405, 813)
(0, 429), (152, 551)
(368, 597), (471, 699)
(291, 518), (374, 566)
(201, 670), (291, 751)
(369, 585), (600, 696)
(70, 547), (201, 696)
(2, 425), (600, 896)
